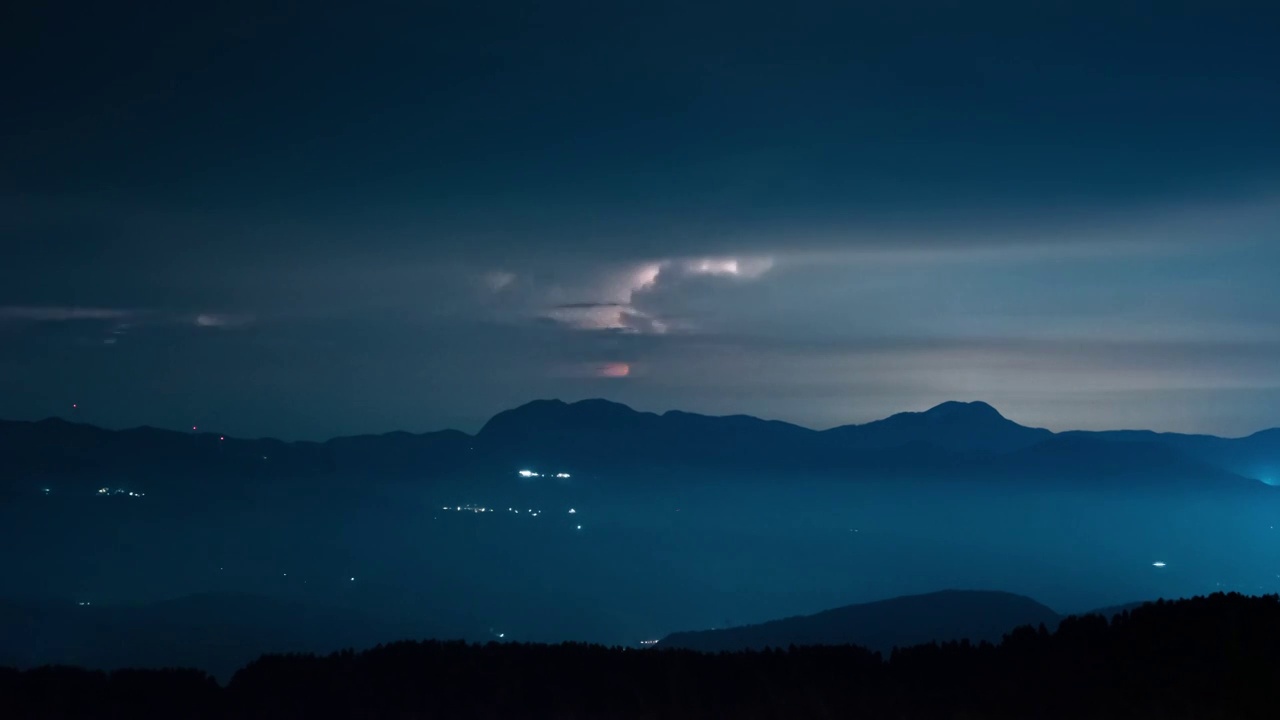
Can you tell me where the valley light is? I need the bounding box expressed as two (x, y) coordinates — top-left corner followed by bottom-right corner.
(1152, 562), (1167, 568)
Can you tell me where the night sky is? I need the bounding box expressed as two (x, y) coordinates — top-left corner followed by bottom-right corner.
(3, 1), (1278, 439)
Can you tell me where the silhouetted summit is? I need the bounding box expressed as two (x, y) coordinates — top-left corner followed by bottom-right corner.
(476, 398), (816, 469)
(824, 401), (1053, 456)
(659, 590), (1062, 654)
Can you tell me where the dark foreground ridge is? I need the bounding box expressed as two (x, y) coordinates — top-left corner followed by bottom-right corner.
(3, 592), (1279, 719)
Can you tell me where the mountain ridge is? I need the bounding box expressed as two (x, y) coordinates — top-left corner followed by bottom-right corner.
(17, 398), (1280, 446)
(657, 589), (1162, 655)
(2, 399), (1276, 490)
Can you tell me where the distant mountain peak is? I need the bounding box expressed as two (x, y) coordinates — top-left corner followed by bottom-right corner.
(921, 401), (1006, 421)
(476, 398), (651, 439)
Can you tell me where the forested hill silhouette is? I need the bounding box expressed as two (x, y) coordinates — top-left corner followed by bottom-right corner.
(658, 590), (1062, 653)
(2, 399), (1277, 493)
(0, 593), (410, 683)
(3, 592), (1279, 719)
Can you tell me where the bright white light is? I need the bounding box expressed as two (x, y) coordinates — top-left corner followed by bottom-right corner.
(576, 525), (582, 530)
(683, 256), (774, 279)
(1152, 561), (1167, 568)
(498, 633), (505, 638)
(568, 508), (577, 514)
(350, 577), (355, 582)
(556, 473), (571, 478)
(518, 470), (536, 478)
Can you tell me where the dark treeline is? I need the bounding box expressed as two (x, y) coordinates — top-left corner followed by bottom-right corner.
(3, 592), (1279, 719)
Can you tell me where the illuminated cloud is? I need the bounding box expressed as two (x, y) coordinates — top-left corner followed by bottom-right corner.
(680, 257), (774, 279)
(540, 257), (771, 334)
(596, 362), (631, 378)
(555, 361), (632, 379)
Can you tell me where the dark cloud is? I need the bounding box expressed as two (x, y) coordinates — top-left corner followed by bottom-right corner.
(1, 0), (1278, 437)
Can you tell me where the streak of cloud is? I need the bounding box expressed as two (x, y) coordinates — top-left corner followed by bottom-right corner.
(0, 306), (132, 322)
(195, 313), (255, 328)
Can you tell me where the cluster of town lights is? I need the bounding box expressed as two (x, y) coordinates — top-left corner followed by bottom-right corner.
(97, 487), (145, 497)
(518, 470), (571, 479)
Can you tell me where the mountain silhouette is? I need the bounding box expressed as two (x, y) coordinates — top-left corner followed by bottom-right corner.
(1066, 428), (1280, 485)
(1, 399), (1274, 493)
(658, 590), (1062, 654)
(823, 401), (1053, 456)
(476, 398), (818, 469)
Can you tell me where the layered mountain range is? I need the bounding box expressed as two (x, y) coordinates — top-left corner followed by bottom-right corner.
(1, 400), (1276, 492)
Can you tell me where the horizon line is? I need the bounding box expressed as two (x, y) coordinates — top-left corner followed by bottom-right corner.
(6, 397), (1277, 445)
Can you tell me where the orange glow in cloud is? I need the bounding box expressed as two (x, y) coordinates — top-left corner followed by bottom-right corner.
(596, 362), (631, 378)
